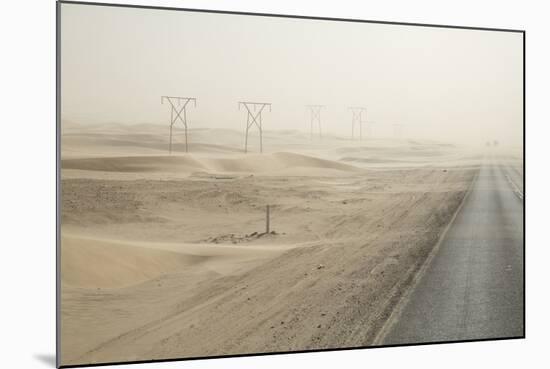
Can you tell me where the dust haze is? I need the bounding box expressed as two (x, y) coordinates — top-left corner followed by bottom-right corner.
(59, 3), (524, 366)
(61, 4), (523, 147)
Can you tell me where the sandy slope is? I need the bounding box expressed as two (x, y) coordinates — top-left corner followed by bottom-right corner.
(61, 235), (206, 288)
(62, 152), (358, 176)
(62, 235), (292, 289)
(60, 124), (480, 365)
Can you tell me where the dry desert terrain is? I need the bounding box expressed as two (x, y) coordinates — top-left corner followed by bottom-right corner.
(60, 122), (481, 365)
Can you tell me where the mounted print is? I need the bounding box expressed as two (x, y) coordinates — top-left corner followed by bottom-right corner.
(57, 1), (525, 367)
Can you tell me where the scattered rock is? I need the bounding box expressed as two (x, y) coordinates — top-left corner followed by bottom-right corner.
(317, 264), (325, 270)
(204, 230), (280, 244)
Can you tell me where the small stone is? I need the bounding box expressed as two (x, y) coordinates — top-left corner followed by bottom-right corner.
(317, 264), (325, 270)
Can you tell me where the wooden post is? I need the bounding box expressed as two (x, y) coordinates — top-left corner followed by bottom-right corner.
(266, 205), (270, 234)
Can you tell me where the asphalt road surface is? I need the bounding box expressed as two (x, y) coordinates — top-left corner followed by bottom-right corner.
(380, 155), (524, 345)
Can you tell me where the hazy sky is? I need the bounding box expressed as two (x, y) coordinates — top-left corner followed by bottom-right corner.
(61, 3), (523, 146)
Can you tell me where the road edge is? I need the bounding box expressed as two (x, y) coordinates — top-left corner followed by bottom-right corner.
(371, 166), (480, 346)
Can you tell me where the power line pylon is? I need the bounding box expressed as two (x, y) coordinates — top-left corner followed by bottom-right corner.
(239, 101), (272, 153)
(306, 105), (324, 139)
(161, 96), (196, 154)
(348, 107), (367, 140)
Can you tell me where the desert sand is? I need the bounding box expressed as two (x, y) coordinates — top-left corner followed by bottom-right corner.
(60, 122), (483, 365)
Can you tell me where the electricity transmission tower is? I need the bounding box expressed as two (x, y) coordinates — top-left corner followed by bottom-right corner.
(306, 105), (324, 139)
(393, 123), (405, 138)
(161, 96), (196, 154)
(348, 107), (367, 140)
(239, 101), (272, 153)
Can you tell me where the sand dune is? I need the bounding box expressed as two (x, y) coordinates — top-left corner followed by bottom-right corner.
(60, 123), (484, 365)
(61, 167), (476, 364)
(61, 124), (481, 171)
(204, 152), (358, 173)
(62, 236), (207, 288)
(62, 152), (359, 175)
(62, 135), (245, 157)
(62, 235), (293, 289)
(62, 155), (206, 173)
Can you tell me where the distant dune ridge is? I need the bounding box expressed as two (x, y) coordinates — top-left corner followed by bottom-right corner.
(61, 124), (479, 171)
(62, 155), (207, 173)
(60, 123), (520, 365)
(62, 152), (359, 174)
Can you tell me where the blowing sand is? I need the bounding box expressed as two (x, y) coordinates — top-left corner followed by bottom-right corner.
(60, 123), (480, 365)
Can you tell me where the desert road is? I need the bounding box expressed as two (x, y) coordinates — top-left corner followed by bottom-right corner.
(378, 154), (524, 345)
